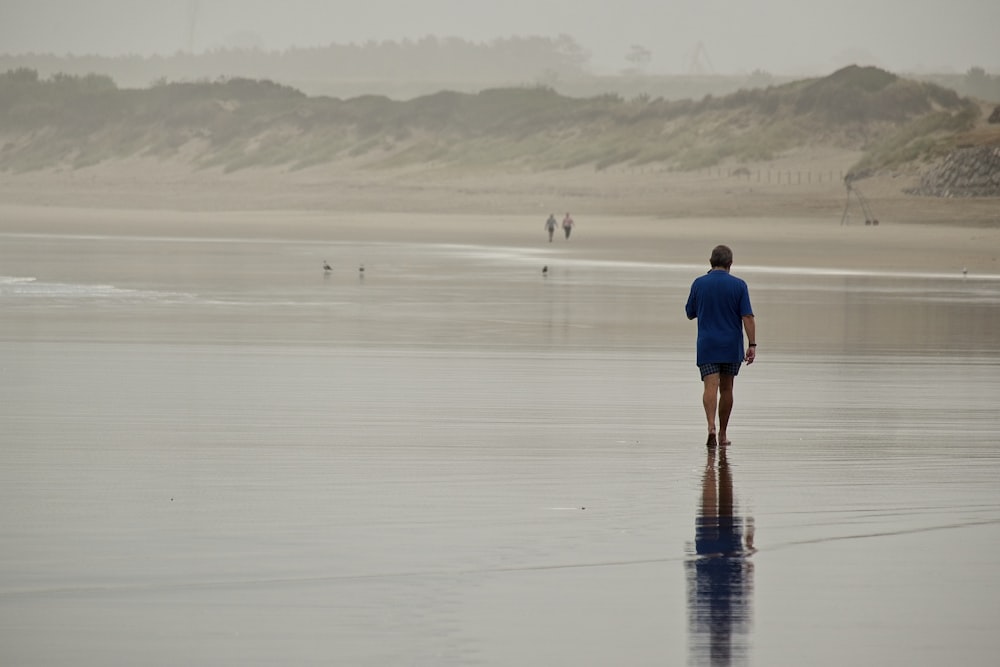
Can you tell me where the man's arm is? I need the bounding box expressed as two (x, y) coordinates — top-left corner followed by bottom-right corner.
(742, 314), (756, 363)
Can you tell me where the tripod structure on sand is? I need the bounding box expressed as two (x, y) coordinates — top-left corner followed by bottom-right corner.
(840, 181), (879, 226)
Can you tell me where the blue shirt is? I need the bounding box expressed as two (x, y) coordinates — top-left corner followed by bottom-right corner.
(685, 270), (753, 366)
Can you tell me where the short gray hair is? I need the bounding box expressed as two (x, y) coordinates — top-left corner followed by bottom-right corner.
(710, 245), (733, 269)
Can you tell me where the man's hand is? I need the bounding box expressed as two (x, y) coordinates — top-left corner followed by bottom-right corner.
(744, 346), (756, 364)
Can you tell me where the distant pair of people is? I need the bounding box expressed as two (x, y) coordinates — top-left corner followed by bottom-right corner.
(544, 213), (574, 241)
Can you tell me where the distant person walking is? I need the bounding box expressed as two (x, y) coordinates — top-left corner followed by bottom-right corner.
(562, 213), (574, 240)
(685, 245), (756, 449)
(545, 214), (558, 242)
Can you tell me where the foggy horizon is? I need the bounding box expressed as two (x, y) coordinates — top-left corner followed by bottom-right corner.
(1, 0), (999, 76)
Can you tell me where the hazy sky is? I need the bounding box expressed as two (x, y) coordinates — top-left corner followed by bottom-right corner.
(1, 0), (997, 75)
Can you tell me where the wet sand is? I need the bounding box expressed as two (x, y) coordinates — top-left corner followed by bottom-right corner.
(2, 203), (999, 273)
(1, 203), (1000, 666)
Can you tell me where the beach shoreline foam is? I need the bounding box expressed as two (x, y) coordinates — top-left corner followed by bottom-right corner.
(2, 200), (998, 276)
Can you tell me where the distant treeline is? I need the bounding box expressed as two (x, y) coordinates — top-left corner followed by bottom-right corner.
(3, 36), (998, 102)
(0, 35), (589, 95)
(917, 67), (1000, 104)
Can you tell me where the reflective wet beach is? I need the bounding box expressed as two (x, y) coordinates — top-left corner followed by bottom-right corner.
(1, 227), (999, 665)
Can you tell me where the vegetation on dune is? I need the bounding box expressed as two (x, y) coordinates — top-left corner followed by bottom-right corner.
(849, 106), (981, 177)
(0, 65), (984, 177)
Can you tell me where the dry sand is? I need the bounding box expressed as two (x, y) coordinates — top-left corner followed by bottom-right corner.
(1, 152), (998, 275)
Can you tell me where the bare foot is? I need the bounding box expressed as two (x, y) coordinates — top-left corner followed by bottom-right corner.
(719, 433), (732, 446)
(706, 432), (718, 448)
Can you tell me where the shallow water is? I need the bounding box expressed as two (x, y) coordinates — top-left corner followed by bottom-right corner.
(1, 228), (999, 666)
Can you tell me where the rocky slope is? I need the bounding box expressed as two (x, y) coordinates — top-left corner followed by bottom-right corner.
(905, 145), (1000, 197)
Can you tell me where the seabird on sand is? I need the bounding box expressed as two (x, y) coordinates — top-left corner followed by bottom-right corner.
(323, 260), (332, 272)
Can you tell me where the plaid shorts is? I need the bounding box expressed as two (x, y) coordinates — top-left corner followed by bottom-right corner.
(699, 362), (741, 379)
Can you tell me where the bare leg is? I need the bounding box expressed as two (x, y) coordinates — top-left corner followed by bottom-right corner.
(718, 374), (735, 445)
(702, 373), (720, 443)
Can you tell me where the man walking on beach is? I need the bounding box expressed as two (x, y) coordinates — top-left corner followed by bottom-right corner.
(685, 245), (756, 448)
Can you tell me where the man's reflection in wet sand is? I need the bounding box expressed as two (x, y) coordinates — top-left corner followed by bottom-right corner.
(686, 448), (755, 666)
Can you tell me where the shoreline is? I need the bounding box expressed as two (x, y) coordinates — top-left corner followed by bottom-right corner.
(2, 202), (998, 276)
